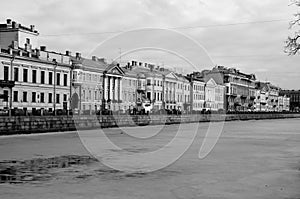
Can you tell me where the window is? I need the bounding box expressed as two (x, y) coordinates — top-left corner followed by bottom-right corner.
(13, 91), (18, 102)
(147, 79), (151, 86)
(23, 91), (27, 102)
(32, 92), (36, 102)
(26, 38), (30, 44)
(63, 74), (68, 86)
(22, 68), (27, 82)
(48, 93), (52, 103)
(3, 90), (9, 102)
(63, 94), (67, 102)
(56, 94), (60, 104)
(4, 66), (9, 81)
(40, 93), (44, 103)
(32, 70), (37, 83)
(48, 72), (53, 85)
(14, 68), (19, 81)
(56, 73), (60, 85)
(41, 71), (45, 84)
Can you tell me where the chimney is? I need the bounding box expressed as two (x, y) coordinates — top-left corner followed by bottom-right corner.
(18, 50), (23, 57)
(35, 49), (40, 57)
(76, 52), (81, 59)
(25, 43), (32, 52)
(92, 56), (97, 61)
(98, 58), (106, 63)
(12, 21), (19, 28)
(40, 46), (46, 51)
(65, 50), (72, 56)
(30, 25), (35, 31)
(6, 19), (12, 28)
(150, 65), (153, 72)
(6, 19), (12, 25)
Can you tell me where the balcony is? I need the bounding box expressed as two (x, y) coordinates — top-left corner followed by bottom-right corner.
(0, 80), (15, 88)
(137, 85), (146, 91)
(228, 92), (237, 97)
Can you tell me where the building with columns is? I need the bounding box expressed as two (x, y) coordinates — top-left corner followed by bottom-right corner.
(71, 56), (124, 112)
(205, 78), (225, 111)
(160, 69), (178, 110)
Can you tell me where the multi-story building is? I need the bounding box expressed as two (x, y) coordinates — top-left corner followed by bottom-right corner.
(121, 64), (140, 112)
(161, 69), (178, 110)
(123, 61), (164, 111)
(0, 19), (72, 115)
(187, 73), (205, 112)
(203, 66), (256, 112)
(0, 19), (293, 115)
(280, 90), (300, 112)
(255, 82), (280, 112)
(71, 56), (124, 113)
(174, 73), (191, 112)
(205, 78), (225, 111)
(254, 82), (268, 111)
(123, 61), (193, 113)
(278, 95), (290, 112)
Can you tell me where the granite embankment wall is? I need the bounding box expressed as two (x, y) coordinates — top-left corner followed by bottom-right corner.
(0, 113), (300, 135)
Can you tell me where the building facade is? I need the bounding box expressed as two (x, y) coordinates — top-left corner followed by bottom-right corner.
(0, 19), (292, 115)
(203, 66), (256, 112)
(0, 19), (71, 115)
(71, 56), (124, 113)
(205, 78), (225, 111)
(255, 82), (281, 112)
(279, 90), (300, 112)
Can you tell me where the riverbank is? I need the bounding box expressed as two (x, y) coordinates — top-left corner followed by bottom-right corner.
(0, 119), (299, 199)
(0, 113), (300, 135)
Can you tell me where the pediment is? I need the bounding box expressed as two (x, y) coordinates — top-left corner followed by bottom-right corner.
(106, 65), (125, 76)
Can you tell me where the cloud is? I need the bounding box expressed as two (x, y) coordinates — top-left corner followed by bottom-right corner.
(0, 0), (299, 89)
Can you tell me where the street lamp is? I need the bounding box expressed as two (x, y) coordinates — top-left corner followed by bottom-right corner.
(53, 59), (58, 116)
(9, 54), (15, 117)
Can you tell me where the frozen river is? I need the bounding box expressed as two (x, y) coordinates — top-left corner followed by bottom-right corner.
(0, 118), (300, 199)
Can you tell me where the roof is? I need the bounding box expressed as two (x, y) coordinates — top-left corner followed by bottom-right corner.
(71, 57), (107, 73)
(210, 66), (256, 80)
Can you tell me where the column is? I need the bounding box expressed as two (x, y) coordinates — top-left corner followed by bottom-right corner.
(109, 77), (113, 100)
(114, 78), (118, 101)
(119, 78), (122, 101)
(104, 77), (108, 100)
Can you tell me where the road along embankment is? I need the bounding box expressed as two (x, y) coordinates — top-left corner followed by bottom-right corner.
(0, 113), (300, 135)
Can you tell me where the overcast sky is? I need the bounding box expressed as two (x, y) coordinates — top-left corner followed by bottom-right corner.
(1, 0), (299, 89)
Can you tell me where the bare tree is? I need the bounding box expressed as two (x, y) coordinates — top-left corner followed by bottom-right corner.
(285, 0), (300, 55)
